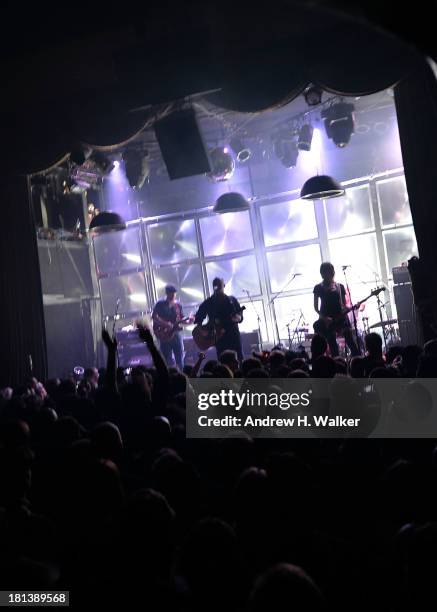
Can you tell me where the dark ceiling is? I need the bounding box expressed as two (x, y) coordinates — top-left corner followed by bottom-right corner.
(1, 0), (435, 64)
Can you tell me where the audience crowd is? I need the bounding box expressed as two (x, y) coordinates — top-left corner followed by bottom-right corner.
(1, 328), (437, 610)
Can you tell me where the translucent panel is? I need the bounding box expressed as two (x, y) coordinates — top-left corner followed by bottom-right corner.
(200, 211), (254, 257)
(273, 294), (315, 342)
(267, 244), (322, 293)
(153, 263), (204, 306)
(148, 219), (198, 264)
(329, 234), (380, 282)
(383, 227), (418, 275)
(205, 255), (260, 298)
(324, 184), (374, 238)
(239, 300), (268, 342)
(93, 226), (142, 275)
(377, 175), (412, 227)
(99, 272), (148, 316)
(260, 199), (318, 247)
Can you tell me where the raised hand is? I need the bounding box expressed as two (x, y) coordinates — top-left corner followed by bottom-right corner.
(102, 328), (117, 351)
(137, 323), (154, 345)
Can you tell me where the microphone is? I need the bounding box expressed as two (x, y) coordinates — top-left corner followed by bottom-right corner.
(293, 272), (302, 276)
(342, 265), (351, 270)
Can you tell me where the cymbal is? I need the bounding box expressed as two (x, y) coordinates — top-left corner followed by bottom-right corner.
(369, 318), (397, 329)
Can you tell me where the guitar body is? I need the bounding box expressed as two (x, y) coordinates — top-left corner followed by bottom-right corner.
(153, 316), (191, 342)
(313, 313), (349, 336)
(313, 287), (385, 337)
(192, 324), (225, 351)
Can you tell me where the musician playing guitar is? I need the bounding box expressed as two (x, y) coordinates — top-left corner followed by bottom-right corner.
(193, 277), (244, 362)
(152, 284), (192, 370)
(313, 262), (360, 358)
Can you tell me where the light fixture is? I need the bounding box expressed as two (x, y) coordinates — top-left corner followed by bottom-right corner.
(89, 211), (126, 234)
(207, 147), (235, 181)
(322, 102), (355, 147)
(229, 137), (252, 162)
(300, 175), (345, 200)
(304, 85), (323, 106)
(122, 148), (150, 189)
(213, 192), (250, 213)
(297, 124), (314, 151)
(89, 151), (115, 175)
(273, 137), (299, 169)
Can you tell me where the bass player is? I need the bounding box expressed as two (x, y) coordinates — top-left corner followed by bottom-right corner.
(313, 262), (360, 358)
(152, 284), (192, 370)
(193, 277), (244, 362)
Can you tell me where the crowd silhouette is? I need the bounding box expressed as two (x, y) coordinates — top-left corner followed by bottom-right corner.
(1, 326), (437, 610)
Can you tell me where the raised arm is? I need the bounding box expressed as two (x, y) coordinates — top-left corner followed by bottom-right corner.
(137, 325), (168, 379)
(137, 324), (169, 414)
(102, 328), (118, 393)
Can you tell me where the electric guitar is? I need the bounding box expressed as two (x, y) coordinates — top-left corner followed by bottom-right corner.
(192, 306), (246, 351)
(153, 316), (192, 342)
(313, 287), (384, 334)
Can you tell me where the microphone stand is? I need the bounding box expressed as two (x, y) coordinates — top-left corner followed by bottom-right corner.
(342, 267), (362, 356)
(269, 273), (300, 346)
(244, 289), (263, 351)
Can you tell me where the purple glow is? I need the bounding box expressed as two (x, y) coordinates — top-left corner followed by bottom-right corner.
(103, 160), (132, 220)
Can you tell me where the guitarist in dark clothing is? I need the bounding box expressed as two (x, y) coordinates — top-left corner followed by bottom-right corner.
(152, 284), (186, 370)
(194, 277), (244, 362)
(313, 262), (360, 358)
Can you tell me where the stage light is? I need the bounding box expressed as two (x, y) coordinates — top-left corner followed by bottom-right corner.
(304, 85), (323, 106)
(129, 293), (148, 304)
(122, 253), (142, 264)
(122, 149), (150, 189)
(89, 211), (126, 234)
(89, 151), (115, 175)
(322, 102), (355, 147)
(273, 137), (299, 168)
(297, 124), (314, 151)
(300, 175), (345, 200)
(207, 147), (235, 182)
(229, 137), (252, 162)
(213, 192), (250, 214)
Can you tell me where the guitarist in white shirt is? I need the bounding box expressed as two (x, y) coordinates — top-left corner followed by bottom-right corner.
(152, 284), (188, 370)
(313, 262), (360, 358)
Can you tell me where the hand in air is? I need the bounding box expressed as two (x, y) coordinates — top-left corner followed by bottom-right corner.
(137, 323), (154, 345)
(102, 328), (117, 351)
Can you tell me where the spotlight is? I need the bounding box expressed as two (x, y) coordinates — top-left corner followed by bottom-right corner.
(207, 147), (235, 181)
(322, 102), (355, 147)
(297, 124), (314, 151)
(229, 137), (252, 162)
(89, 151), (114, 175)
(273, 137), (299, 169)
(304, 85), (323, 106)
(122, 149), (150, 189)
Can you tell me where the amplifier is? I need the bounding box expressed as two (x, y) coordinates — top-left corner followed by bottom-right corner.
(392, 265), (411, 285)
(116, 330), (262, 367)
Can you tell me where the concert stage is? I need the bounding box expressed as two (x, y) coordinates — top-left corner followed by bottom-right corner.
(34, 88), (419, 377)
